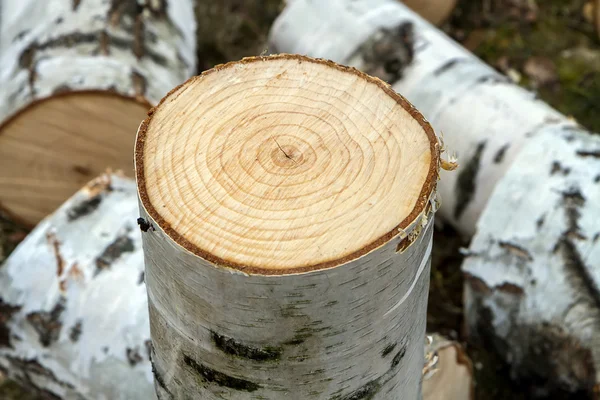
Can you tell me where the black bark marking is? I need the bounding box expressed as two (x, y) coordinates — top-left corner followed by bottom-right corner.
(562, 188), (586, 241)
(595, 175), (600, 183)
(283, 332), (310, 346)
(137, 217), (155, 232)
(69, 320), (82, 342)
(498, 241), (534, 262)
(0, 298), (21, 348)
(577, 150), (600, 158)
(493, 144), (510, 163)
(5, 356), (75, 394)
(26, 298), (65, 347)
(475, 74), (510, 85)
(550, 161), (571, 176)
(536, 214), (546, 230)
(51, 84), (73, 97)
(333, 381), (381, 400)
(357, 22), (414, 83)
(138, 271), (145, 285)
(594, 233), (600, 243)
(13, 30), (30, 42)
(127, 347), (143, 366)
(558, 189), (600, 311)
(390, 345), (406, 369)
(381, 343), (396, 358)
(211, 331), (281, 361)
(454, 141), (486, 220)
(72, 0), (82, 11)
(67, 195), (102, 221)
(95, 235), (135, 273)
(433, 58), (466, 76)
(183, 354), (260, 392)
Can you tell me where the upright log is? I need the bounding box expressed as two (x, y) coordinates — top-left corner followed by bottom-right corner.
(0, 0), (196, 225)
(135, 54), (440, 399)
(270, 0), (600, 394)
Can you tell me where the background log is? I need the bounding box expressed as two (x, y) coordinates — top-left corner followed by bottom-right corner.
(136, 54), (439, 399)
(0, 174), (153, 400)
(0, 0), (196, 226)
(269, 0), (578, 237)
(270, 0), (600, 394)
(463, 127), (600, 395)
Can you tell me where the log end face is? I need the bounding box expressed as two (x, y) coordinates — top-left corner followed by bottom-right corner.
(136, 54), (440, 274)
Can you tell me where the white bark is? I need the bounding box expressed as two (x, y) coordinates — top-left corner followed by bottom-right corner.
(0, 0), (196, 120)
(0, 174), (155, 400)
(462, 127), (600, 394)
(139, 205), (433, 400)
(269, 0), (577, 237)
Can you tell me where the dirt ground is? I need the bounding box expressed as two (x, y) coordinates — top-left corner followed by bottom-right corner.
(1, 0), (598, 398)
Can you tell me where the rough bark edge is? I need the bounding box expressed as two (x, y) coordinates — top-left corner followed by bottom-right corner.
(135, 53), (441, 275)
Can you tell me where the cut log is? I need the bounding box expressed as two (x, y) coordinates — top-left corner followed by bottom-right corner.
(269, 0), (577, 237)
(0, 0), (196, 226)
(270, 0), (600, 393)
(0, 174), (154, 400)
(135, 54), (440, 399)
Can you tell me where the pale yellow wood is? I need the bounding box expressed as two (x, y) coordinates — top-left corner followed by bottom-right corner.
(139, 55), (437, 272)
(0, 93), (149, 225)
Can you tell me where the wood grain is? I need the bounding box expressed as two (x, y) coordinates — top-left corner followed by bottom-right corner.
(137, 54), (438, 273)
(0, 93), (148, 225)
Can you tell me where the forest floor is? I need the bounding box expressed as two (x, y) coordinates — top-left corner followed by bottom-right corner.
(1, 0), (598, 398)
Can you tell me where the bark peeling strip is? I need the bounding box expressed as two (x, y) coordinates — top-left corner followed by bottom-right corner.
(211, 331), (282, 361)
(454, 141), (486, 220)
(67, 194), (102, 221)
(183, 354), (260, 392)
(94, 234), (135, 273)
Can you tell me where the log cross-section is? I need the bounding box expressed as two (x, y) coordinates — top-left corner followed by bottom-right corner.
(135, 54), (440, 399)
